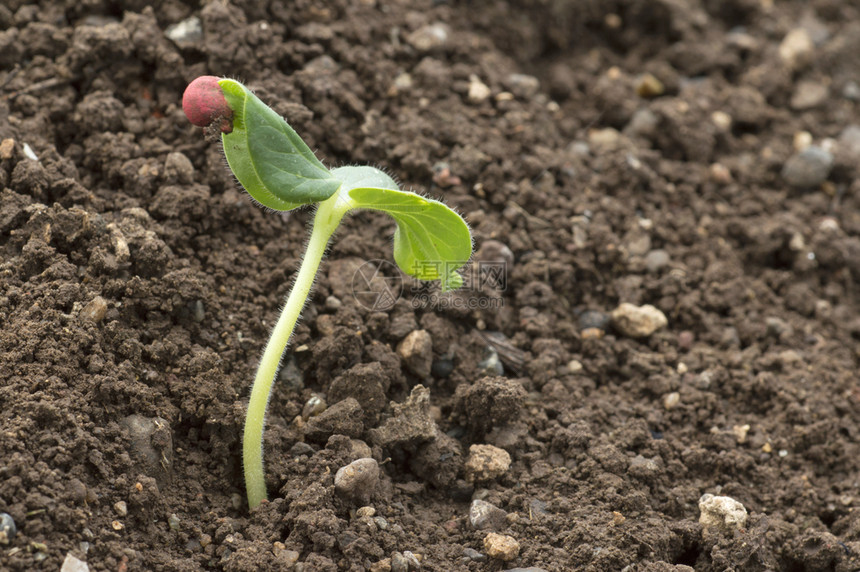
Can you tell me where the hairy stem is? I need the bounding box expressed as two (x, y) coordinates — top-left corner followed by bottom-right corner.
(243, 189), (353, 509)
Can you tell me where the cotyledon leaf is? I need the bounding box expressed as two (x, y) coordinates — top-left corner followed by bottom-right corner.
(218, 79), (341, 211)
(333, 165), (472, 291)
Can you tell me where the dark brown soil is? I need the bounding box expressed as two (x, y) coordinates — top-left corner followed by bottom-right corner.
(2, 0), (860, 570)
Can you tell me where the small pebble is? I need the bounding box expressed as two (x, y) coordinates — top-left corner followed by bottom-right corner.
(611, 303), (668, 338)
(635, 73), (664, 98)
(781, 146), (833, 188)
(793, 131), (813, 152)
(405, 23), (450, 52)
(465, 444), (511, 483)
(790, 80), (829, 110)
(356, 506), (376, 518)
(113, 501), (128, 517)
(276, 548), (300, 566)
(711, 111), (732, 131)
(698, 493), (748, 533)
(483, 532), (520, 561)
(403, 551), (422, 569)
(397, 330), (433, 378)
(60, 553), (90, 572)
(464, 547), (486, 561)
(469, 499), (508, 530)
(80, 296), (109, 322)
(779, 28), (814, 70)
(468, 75), (491, 102)
(302, 395), (327, 419)
(391, 552), (409, 572)
(0, 138), (14, 159)
(334, 458), (380, 502)
(663, 392), (680, 410)
(588, 127), (624, 151)
(644, 249), (671, 273)
(732, 424), (750, 444)
(708, 163), (732, 184)
(393, 73), (413, 92)
(168, 513), (181, 531)
(164, 16), (202, 47)
(0, 512), (16, 544)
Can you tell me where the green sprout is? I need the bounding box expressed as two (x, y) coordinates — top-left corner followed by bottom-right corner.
(183, 76), (472, 509)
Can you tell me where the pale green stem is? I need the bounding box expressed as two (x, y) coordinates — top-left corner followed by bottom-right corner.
(243, 189), (353, 509)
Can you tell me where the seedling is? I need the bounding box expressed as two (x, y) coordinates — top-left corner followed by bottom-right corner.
(183, 76), (472, 509)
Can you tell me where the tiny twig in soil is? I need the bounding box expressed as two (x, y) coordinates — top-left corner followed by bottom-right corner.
(0, 65), (22, 91)
(478, 330), (526, 376)
(1, 75), (75, 101)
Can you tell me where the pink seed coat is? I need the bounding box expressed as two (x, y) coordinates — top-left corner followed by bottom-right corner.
(182, 76), (233, 133)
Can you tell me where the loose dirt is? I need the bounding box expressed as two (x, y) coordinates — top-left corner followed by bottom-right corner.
(2, 1), (860, 570)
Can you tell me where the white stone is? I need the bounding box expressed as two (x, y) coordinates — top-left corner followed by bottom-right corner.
(397, 330), (433, 378)
(779, 28), (814, 70)
(405, 23), (450, 52)
(61, 553), (90, 572)
(468, 75), (491, 102)
(611, 303), (668, 338)
(698, 494), (748, 532)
